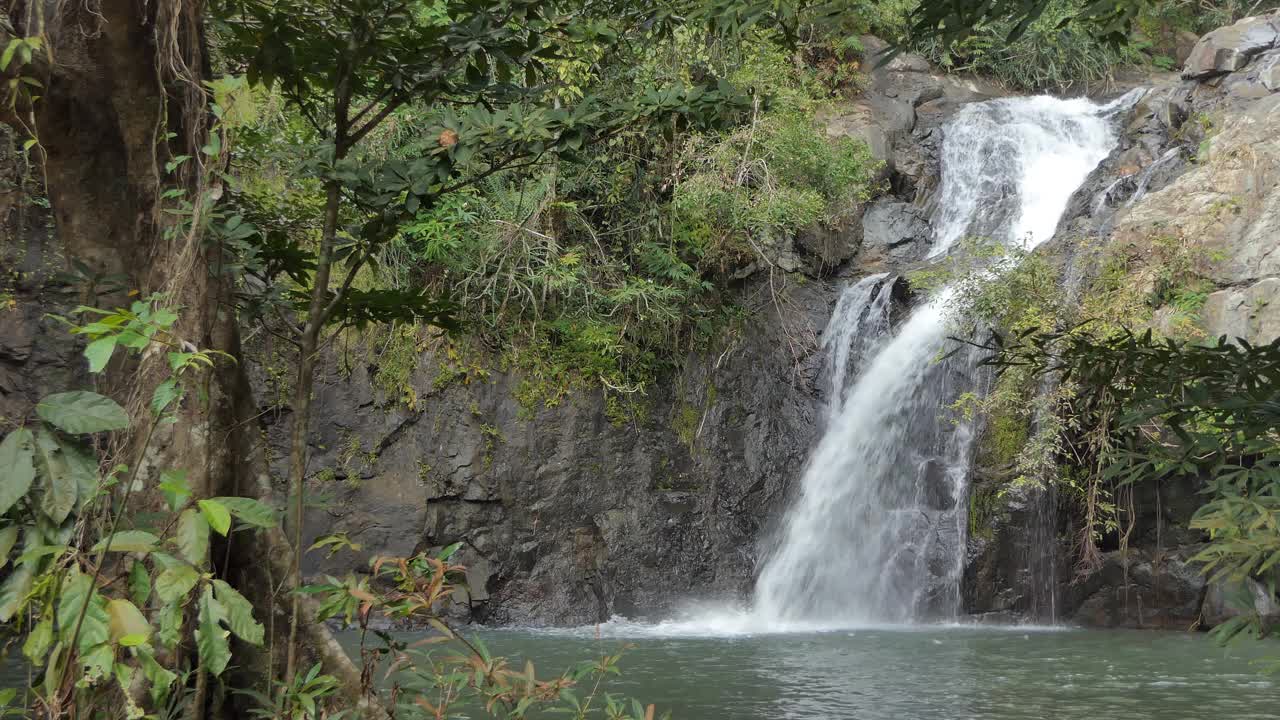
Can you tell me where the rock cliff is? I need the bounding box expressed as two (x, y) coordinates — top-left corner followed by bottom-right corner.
(963, 11), (1280, 629)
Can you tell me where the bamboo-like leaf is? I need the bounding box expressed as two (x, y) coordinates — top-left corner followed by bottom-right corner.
(0, 428), (36, 516)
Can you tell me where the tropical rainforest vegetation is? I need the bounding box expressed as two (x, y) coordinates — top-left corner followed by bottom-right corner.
(1, 0), (1278, 717)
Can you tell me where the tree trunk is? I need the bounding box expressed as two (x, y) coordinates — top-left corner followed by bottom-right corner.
(1, 0), (368, 710)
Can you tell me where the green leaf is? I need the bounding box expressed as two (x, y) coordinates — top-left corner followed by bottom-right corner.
(175, 508), (209, 565)
(0, 40), (18, 72)
(118, 633), (148, 648)
(196, 585), (232, 676)
(59, 436), (100, 509)
(137, 646), (177, 705)
(0, 525), (17, 569)
(197, 499), (231, 537)
(159, 469), (191, 512)
(106, 598), (152, 644)
(43, 642), (64, 695)
(0, 427), (36, 516)
(155, 601), (183, 649)
(154, 563), (199, 604)
(83, 337), (117, 373)
(15, 542), (67, 566)
(93, 530), (160, 554)
(36, 391), (129, 433)
(58, 569), (110, 652)
(151, 378), (182, 415)
(213, 579), (264, 645)
(22, 616), (52, 662)
(80, 642), (114, 683)
(212, 496), (277, 528)
(33, 428), (76, 524)
(129, 560), (151, 607)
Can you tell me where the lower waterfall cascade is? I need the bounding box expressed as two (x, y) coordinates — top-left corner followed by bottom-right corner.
(750, 92), (1138, 628)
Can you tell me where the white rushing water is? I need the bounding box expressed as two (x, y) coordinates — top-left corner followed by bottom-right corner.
(749, 94), (1130, 629)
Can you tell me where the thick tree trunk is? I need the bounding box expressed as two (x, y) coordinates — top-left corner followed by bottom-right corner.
(2, 0), (369, 711)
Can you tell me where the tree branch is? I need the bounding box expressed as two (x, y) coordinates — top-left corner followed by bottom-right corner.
(346, 96), (406, 149)
(318, 249), (372, 327)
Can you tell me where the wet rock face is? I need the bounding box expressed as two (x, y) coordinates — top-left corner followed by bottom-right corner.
(258, 276), (840, 626)
(1069, 549), (1209, 629)
(861, 200), (933, 263)
(0, 217), (86, 425)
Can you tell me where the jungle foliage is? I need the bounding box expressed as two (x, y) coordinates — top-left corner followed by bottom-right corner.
(4, 0), (1274, 717)
(973, 327), (1280, 647)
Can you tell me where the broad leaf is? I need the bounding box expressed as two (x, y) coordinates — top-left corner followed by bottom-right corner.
(155, 563), (200, 604)
(129, 560), (152, 607)
(198, 498), (232, 536)
(159, 469), (191, 512)
(36, 391), (129, 433)
(175, 508), (209, 565)
(0, 428), (36, 516)
(0, 565), (33, 622)
(106, 598), (153, 644)
(151, 378), (182, 415)
(59, 436), (100, 509)
(83, 336), (117, 373)
(80, 642), (114, 683)
(57, 570), (110, 652)
(137, 646), (177, 705)
(213, 579), (264, 645)
(212, 496), (277, 528)
(156, 601), (184, 649)
(0, 525), (17, 569)
(22, 617), (52, 661)
(33, 428), (77, 524)
(196, 586), (232, 676)
(93, 530), (160, 554)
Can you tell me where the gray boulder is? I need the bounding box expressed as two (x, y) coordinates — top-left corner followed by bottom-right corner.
(1183, 13), (1280, 78)
(1259, 50), (1280, 90)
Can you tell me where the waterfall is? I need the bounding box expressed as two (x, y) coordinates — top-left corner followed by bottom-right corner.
(752, 95), (1125, 627)
(819, 273), (893, 417)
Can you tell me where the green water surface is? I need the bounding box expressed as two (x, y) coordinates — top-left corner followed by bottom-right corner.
(403, 623), (1280, 720)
